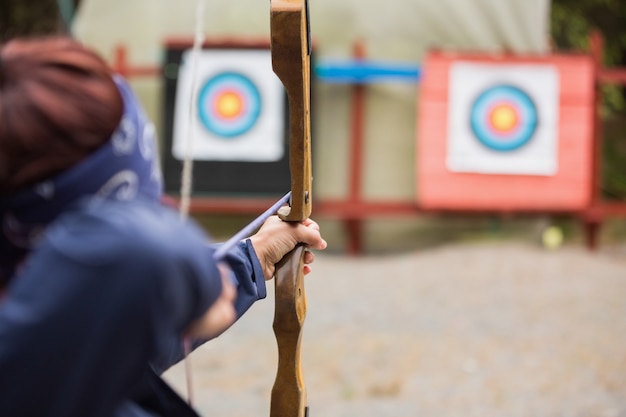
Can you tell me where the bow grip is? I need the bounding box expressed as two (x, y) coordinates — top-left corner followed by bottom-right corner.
(270, 244), (308, 417)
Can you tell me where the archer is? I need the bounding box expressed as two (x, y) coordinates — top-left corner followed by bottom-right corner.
(0, 35), (326, 417)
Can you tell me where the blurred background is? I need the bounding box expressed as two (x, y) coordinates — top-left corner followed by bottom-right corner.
(2, 0), (626, 254)
(2, 2), (626, 416)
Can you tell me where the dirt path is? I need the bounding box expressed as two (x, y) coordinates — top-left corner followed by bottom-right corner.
(164, 242), (626, 417)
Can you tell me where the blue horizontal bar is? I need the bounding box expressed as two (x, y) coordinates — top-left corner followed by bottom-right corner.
(315, 60), (421, 84)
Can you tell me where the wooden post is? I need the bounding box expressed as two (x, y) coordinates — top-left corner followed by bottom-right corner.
(586, 30), (605, 250)
(346, 40), (366, 255)
(113, 44), (129, 78)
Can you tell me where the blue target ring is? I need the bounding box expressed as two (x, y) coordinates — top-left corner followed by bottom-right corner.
(197, 72), (262, 138)
(469, 85), (538, 152)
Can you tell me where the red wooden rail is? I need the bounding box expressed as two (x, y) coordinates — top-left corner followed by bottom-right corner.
(112, 32), (626, 254)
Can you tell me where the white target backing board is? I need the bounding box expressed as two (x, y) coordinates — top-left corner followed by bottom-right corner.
(447, 62), (560, 176)
(172, 49), (285, 162)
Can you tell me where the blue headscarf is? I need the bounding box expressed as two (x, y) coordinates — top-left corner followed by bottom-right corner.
(0, 76), (163, 285)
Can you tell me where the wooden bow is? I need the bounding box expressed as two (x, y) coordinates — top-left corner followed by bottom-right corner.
(269, 0), (312, 416)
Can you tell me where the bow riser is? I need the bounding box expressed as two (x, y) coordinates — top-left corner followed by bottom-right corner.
(270, 0), (313, 416)
(270, 0), (312, 222)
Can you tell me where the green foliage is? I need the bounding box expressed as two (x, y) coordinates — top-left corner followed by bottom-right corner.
(551, 0), (626, 65)
(551, 0), (626, 116)
(551, 0), (626, 113)
(0, 0), (60, 42)
(552, 0), (626, 200)
(601, 116), (626, 200)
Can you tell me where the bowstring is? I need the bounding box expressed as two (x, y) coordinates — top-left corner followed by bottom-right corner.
(179, 0), (206, 222)
(179, 0), (207, 406)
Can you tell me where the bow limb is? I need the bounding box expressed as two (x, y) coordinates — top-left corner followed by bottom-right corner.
(269, 1), (312, 416)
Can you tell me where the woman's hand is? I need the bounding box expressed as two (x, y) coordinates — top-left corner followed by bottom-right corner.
(249, 216), (327, 280)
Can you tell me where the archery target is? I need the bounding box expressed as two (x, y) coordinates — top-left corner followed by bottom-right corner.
(197, 72), (261, 138)
(447, 62), (559, 175)
(172, 49), (284, 162)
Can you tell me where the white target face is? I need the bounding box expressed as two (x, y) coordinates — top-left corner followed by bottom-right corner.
(447, 62), (560, 176)
(173, 49), (285, 162)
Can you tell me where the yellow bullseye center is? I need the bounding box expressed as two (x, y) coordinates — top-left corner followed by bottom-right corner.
(489, 104), (518, 132)
(216, 92), (243, 119)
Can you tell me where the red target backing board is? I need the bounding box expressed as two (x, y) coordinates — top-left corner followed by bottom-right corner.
(416, 51), (595, 211)
(161, 40), (293, 196)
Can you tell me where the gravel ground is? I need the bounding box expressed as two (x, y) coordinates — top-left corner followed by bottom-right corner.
(163, 242), (626, 417)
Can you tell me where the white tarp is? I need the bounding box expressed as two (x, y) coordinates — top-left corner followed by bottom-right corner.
(73, 0), (551, 65)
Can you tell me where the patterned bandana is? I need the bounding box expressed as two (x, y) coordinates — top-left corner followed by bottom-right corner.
(0, 76), (163, 285)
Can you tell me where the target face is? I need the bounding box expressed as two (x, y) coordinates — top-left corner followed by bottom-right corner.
(197, 72), (262, 138)
(447, 62), (559, 176)
(470, 85), (538, 152)
(172, 49), (284, 162)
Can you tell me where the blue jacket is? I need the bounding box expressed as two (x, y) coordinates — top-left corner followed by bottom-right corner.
(0, 198), (267, 416)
